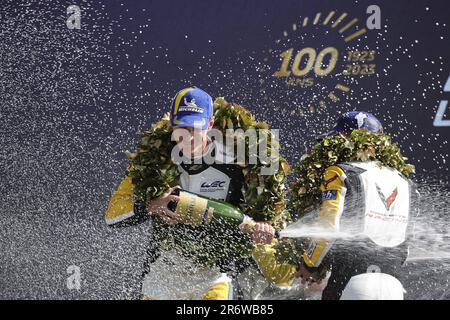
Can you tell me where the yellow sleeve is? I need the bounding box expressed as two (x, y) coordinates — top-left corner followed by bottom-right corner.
(252, 242), (297, 287)
(303, 165), (347, 268)
(105, 176), (136, 225)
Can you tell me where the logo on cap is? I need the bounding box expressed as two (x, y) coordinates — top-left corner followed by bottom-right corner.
(184, 97), (197, 107)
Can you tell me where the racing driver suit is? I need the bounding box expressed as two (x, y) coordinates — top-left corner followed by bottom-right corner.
(252, 160), (419, 300)
(105, 139), (270, 299)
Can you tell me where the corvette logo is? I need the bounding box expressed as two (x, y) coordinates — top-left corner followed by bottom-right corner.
(375, 184), (398, 211)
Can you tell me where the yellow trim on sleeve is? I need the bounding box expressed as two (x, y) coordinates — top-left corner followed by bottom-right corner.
(105, 176), (135, 224)
(202, 281), (231, 300)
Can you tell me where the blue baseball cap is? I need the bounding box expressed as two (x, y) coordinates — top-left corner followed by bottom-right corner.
(170, 87), (213, 129)
(318, 111), (383, 140)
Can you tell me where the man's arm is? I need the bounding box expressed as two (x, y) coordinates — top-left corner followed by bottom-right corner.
(252, 241), (297, 287)
(105, 176), (149, 227)
(302, 165), (347, 268)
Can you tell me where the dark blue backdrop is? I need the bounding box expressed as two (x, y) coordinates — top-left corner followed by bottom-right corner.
(106, 0), (450, 179)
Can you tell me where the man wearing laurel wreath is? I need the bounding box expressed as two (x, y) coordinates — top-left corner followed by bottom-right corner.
(104, 87), (288, 300)
(250, 112), (419, 300)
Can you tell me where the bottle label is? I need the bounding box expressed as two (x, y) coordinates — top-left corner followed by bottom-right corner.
(176, 191), (214, 226)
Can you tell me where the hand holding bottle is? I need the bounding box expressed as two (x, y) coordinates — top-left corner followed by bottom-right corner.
(250, 222), (276, 244)
(146, 186), (181, 225)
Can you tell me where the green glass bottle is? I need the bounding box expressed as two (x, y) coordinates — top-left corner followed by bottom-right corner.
(168, 188), (255, 228)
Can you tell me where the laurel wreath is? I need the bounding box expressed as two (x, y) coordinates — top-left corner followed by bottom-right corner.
(125, 97), (290, 267)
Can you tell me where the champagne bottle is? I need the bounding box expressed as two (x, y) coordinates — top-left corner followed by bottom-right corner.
(168, 188), (255, 229)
